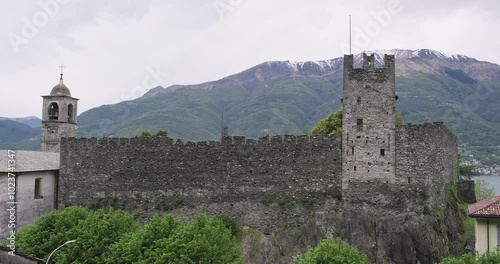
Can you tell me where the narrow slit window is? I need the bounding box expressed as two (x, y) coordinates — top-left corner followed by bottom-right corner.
(68, 104), (74, 122)
(34, 178), (43, 199)
(354, 166), (357, 171)
(357, 96), (361, 104)
(351, 147), (354, 155)
(357, 119), (363, 131)
(380, 149), (386, 156)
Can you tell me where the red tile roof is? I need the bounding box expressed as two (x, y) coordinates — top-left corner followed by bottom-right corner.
(468, 196), (500, 218)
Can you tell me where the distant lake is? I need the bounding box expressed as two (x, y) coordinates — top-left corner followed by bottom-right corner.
(472, 175), (500, 195)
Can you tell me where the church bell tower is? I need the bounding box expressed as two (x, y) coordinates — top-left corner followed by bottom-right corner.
(41, 68), (78, 152)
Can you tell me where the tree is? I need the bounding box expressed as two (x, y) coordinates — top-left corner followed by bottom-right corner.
(293, 238), (368, 264)
(16, 206), (88, 260)
(309, 109), (403, 135)
(136, 130), (168, 138)
(460, 165), (479, 177)
(309, 109), (343, 135)
(104, 214), (240, 264)
(475, 179), (496, 201)
(17, 207), (139, 264)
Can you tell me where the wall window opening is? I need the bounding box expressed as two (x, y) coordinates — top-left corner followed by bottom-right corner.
(380, 149), (386, 156)
(35, 178), (43, 199)
(68, 104), (74, 122)
(48, 103), (59, 120)
(357, 119), (363, 131)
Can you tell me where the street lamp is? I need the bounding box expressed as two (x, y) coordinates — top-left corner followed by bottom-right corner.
(46, 239), (76, 264)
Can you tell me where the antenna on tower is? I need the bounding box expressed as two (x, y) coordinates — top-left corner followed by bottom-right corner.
(349, 15), (352, 55)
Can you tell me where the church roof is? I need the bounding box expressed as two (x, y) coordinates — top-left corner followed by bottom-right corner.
(50, 78), (72, 97)
(468, 196), (500, 218)
(0, 150), (59, 172)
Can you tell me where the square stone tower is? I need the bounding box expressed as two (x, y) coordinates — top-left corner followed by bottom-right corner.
(341, 53), (397, 189)
(41, 74), (78, 152)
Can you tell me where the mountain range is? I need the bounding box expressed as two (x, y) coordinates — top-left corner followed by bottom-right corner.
(0, 117), (41, 150)
(3, 49), (499, 166)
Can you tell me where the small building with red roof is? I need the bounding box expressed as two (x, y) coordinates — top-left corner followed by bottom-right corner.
(468, 196), (500, 253)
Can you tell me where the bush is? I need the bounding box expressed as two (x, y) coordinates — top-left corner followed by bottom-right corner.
(17, 207), (138, 264)
(105, 214), (240, 264)
(293, 237), (368, 264)
(18, 207), (240, 263)
(440, 250), (500, 263)
(16, 206), (88, 260)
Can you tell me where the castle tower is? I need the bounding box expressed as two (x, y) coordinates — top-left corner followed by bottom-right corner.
(41, 72), (78, 152)
(341, 53), (397, 189)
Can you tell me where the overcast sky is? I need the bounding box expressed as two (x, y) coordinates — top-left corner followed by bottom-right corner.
(1, 0), (499, 118)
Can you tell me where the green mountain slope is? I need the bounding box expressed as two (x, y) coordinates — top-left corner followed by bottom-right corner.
(74, 49), (500, 166)
(0, 120), (40, 150)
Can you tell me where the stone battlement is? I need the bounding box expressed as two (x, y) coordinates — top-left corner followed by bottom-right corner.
(61, 134), (340, 148)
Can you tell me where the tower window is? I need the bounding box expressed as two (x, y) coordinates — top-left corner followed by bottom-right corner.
(68, 104), (74, 122)
(357, 96), (361, 104)
(380, 149), (386, 156)
(354, 166), (357, 171)
(357, 119), (363, 131)
(48, 103), (59, 120)
(351, 147), (354, 155)
(34, 178), (43, 199)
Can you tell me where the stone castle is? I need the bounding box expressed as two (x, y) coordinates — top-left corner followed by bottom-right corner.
(46, 54), (460, 263)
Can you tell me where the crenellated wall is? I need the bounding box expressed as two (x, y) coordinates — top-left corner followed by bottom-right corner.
(58, 135), (343, 230)
(58, 122), (457, 231)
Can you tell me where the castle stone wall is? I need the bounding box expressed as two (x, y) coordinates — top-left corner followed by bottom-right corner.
(58, 135), (342, 229)
(395, 122), (458, 206)
(58, 121), (457, 229)
(339, 122), (458, 214)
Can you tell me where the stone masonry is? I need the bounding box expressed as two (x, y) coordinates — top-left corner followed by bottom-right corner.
(56, 54), (459, 254)
(342, 54), (397, 189)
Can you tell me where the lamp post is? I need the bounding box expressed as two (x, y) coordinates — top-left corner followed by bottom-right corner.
(46, 239), (76, 264)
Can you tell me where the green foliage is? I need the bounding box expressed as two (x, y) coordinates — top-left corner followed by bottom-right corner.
(16, 206), (88, 260)
(459, 165), (480, 177)
(105, 214), (240, 264)
(440, 250), (500, 263)
(420, 191), (430, 201)
(217, 215), (242, 238)
(293, 238), (368, 264)
(17, 207), (138, 264)
(309, 109), (342, 135)
(261, 196), (316, 209)
(439, 253), (476, 264)
(104, 214), (183, 263)
(17, 208), (240, 263)
(136, 129), (168, 138)
(55, 209), (139, 263)
(309, 108), (404, 135)
(475, 179), (496, 201)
